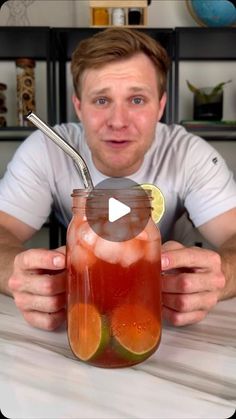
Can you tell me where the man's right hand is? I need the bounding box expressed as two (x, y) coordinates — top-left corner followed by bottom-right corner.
(8, 247), (67, 331)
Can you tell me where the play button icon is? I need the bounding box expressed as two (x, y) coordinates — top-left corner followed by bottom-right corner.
(108, 197), (131, 222)
(85, 178), (151, 242)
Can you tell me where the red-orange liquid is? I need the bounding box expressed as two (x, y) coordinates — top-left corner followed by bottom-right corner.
(67, 218), (162, 368)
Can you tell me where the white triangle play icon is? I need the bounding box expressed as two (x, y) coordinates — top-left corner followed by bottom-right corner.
(108, 197), (131, 223)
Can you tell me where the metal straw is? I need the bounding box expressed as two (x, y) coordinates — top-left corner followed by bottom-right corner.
(26, 112), (93, 190)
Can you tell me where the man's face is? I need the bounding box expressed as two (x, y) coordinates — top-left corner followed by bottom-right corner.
(73, 53), (166, 177)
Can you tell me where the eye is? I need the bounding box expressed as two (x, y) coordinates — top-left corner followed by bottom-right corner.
(131, 97), (144, 105)
(95, 97), (108, 105)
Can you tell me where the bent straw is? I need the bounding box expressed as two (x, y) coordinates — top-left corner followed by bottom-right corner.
(26, 112), (93, 190)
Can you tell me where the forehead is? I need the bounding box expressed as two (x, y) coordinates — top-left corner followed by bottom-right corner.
(80, 53), (158, 91)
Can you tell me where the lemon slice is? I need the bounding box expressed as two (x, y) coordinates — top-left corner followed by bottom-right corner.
(68, 303), (109, 362)
(140, 183), (165, 223)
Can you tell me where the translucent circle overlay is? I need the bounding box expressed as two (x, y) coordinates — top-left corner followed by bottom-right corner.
(85, 178), (152, 242)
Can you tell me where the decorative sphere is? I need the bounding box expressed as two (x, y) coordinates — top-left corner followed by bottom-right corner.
(186, 0), (236, 27)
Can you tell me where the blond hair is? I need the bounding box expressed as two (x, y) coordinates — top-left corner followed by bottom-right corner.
(71, 28), (170, 99)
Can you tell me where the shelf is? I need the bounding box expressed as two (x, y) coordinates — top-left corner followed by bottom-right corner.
(174, 27), (236, 123)
(0, 127), (36, 141)
(0, 27), (51, 60)
(175, 27), (236, 60)
(89, 0), (148, 27)
(90, 25), (147, 28)
(181, 121), (236, 140)
(183, 130), (236, 141)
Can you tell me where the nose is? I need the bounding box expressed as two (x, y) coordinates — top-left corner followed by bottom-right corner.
(107, 103), (129, 130)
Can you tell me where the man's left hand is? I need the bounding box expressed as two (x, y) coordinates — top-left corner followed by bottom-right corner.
(161, 241), (225, 326)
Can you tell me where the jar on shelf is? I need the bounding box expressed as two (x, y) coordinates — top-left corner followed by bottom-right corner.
(16, 58), (36, 127)
(0, 82), (7, 127)
(112, 8), (125, 26)
(93, 8), (109, 26)
(128, 8), (142, 25)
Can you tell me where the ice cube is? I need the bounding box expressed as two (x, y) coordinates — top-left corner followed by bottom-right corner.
(94, 237), (123, 264)
(103, 219), (130, 241)
(120, 239), (144, 267)
(145, 238), (161, 263)
(135, 229), (148, 241)
(70, 243), (96, 273)
(78, 221), (99, 250)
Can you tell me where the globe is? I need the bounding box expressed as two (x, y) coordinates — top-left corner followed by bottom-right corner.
(186, 0), (236, 27)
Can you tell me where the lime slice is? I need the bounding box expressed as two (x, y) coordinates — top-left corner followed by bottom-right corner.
(140, 183), (165, 223)
(111, 304), (161, 362)
(68, 303), (109, 361)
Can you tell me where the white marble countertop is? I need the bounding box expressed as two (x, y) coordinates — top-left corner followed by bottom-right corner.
(0, 294), (235, 419)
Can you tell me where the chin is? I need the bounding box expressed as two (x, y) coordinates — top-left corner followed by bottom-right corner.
(93, 152), (140, 177)
(103, 165), (135, 178)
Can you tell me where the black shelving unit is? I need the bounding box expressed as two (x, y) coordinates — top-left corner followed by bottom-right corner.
(174, 27), (236, 140)
(1, 26), (236, 248)
(0, 26), (54, 138)
(0, 27), (56, 247)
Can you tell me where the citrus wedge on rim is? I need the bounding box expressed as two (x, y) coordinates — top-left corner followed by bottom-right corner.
(140, 183), (165, 223)
(111, 304), (161, 362)
(68, 303), (109, 361)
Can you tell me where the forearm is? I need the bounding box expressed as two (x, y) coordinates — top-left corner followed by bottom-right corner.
(218, 234), (236, 300)
(0, 228), (24, 296)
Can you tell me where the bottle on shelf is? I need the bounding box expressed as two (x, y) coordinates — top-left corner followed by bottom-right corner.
(16, 58), (36, 127)
(93, 7), (109, 26)
(112, 8), (125, 26)
(128, 8), (142, 25)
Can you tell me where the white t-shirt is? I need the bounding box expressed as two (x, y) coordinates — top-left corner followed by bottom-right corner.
(0, 122), (236, 241)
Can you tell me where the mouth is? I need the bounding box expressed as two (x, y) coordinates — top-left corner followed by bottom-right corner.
(103, 140), (132, 149)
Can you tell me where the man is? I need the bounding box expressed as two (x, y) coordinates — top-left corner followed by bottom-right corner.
(0, 28), (236, 331)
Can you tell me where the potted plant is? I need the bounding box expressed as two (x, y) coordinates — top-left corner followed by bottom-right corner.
(186, 79), (232, 121)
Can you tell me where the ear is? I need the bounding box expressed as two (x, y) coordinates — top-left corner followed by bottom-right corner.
(72, 94), (82, 121)
(157, 92), (167, 121)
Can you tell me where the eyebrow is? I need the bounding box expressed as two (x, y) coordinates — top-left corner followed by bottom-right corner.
(88, 85), (152, 97)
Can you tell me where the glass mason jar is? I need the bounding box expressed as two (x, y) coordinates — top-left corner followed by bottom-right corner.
(66, 189), (162, 368)
(16, 58), (36, 126)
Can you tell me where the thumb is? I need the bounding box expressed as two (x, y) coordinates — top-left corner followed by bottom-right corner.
(162, 240), (184, 252)
(55, 245), (66, 255)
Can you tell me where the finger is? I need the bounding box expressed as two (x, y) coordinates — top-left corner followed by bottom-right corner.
(9, 270), (66, 295)
(22, 308), (66, 331)
(162, 291), (218, 313)
(162, 306), (207, 326)
(14, 291), (66, 313)
(161, 246), (221, 271)
(162, 270), (225, 293)
(14, 249), (65, 272)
